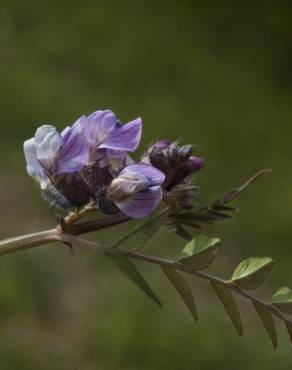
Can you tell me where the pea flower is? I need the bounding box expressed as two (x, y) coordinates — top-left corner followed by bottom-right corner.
(24, 124), (88, 187)
(23, 109), (153, 217)
(24, 123), (91, 207)
(107, 164), (165, 218)
(73, 110), (142, 196)
(74, 110), (142, 168)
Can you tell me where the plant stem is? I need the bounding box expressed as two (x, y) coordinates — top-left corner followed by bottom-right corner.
(0, 211), (290, 328)
(66, 235), (292, 326)
(0, 213), (130, 256)
(0, 229), (57, 256)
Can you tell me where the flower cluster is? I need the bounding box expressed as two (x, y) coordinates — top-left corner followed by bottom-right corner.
(24, 109), (204, 219)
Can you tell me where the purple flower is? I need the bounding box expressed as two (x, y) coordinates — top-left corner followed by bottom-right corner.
(24, 124), (89, 183)
(107, 164), (165, 218)
(24, 124), (91, 208)
(23, 109), (143, 212)
(75, 110), (142, 166)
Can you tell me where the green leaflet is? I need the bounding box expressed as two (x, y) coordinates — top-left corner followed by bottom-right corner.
(211, 282), (243, 336)
(271, 287), (292, 315)
(179, 235), (220, 271)
(231, 257), (274, 290)
(285, 322), (292, 344)
(161, 266), (198, 322)
(253, 301), (277, 350)
(106, 253), (161, 307)
(112, 208), (169, 251)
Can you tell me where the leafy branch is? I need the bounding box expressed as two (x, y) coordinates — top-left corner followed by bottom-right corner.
(58, 233), (292, 350)
(0, 170), (290, 350)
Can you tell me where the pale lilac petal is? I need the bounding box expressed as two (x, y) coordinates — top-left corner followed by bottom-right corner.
(82, 110), (117, 149)
(61, 126), (71, 141)
(107, 149), (127, 172)
(57, 125), (89, 175)
(70, 115), (87, 132)
(23, 138), (49, 187)
(88, 110), (117, 132)
(108, 175), (150, 203)
(100, 117), (142, 152)
(125, 154), (135, 166)
(35, 125), (57, 144)
(35, 125), (63, 173)
(119, 163), (165, 186)
(116, 185), (162, 218)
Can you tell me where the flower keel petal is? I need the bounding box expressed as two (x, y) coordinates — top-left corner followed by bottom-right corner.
(116, 185), (163, 218)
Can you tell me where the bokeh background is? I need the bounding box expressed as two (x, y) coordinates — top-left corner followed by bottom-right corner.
(0, 1), (292, 369)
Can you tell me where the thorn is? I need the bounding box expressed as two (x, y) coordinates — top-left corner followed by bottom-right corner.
(61, 240), (75, 256)
(68, 243), (75, 256)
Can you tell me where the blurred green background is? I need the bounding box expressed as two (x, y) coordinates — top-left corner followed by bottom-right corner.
(0, 0), (292, 369)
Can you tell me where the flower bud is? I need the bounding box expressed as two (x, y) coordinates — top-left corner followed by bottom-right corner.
(178, 145), (193, 161)
(187, 156), (205, 173)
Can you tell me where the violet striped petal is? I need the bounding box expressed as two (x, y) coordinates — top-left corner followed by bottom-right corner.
(100, 117), (142, 152)
(115, 185), (163, 219)
(119, 163), (165, 186)
(108, 175), (150, 203)
(81, 110), (117, 148)
(57, 125), (89, 174)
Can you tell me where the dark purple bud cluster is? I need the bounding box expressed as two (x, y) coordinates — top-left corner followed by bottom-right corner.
(143, 140), (204, 189)
(142, 140), (205, 210)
